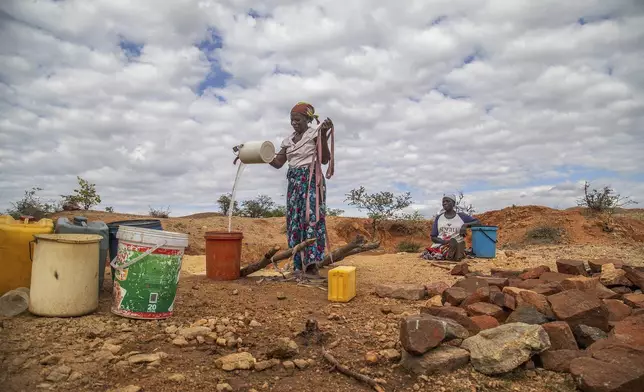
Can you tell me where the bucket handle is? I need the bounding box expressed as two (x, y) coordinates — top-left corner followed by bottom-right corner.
(110, 241), (167, 270)
(478, 229), (498, 244)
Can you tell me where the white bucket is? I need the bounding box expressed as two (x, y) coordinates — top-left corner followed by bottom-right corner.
(237, 141), (276, 164)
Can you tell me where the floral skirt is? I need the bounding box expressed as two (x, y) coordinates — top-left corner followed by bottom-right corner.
(286, 166), (327, 271)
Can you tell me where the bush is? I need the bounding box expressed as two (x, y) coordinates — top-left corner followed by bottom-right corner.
(5, 187), (60, 220)
(397, 240), (422, 253)
(327, 208), (344, 217)
(577, 181), (637, 214)
(61, 176), (101, 210)
(149, 206), (171, 218)
(241, 195), (276, 218)
(105, 206), (114, 213)
(526, 226), (565, 244)
(217, 193), (240, 216)
(345, 186), (413, 238)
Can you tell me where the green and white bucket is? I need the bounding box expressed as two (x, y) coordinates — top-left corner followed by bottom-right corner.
(110, 226), (189, 320)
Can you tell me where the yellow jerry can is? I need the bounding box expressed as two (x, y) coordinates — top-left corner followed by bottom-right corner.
(328, 266), (356, 303)
(0, 215), (54, 295)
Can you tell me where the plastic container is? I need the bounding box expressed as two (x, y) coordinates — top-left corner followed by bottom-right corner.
(29, 234), (103, 317)
(107, 219), (163, 281)
(471, 226), (498, 258)
(237, 141), (276, 164)
(328, 266), (357, 302)
(0, 215), (54, 295)
(55, 216), (109, 291)
(0, 287), (29, 317)
(204, 232), (243, 280)
(111, 226), (189, 319)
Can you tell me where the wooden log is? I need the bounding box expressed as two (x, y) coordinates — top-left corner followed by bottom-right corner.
(240, 239), (316, 277)
(320, 235), (380, 267)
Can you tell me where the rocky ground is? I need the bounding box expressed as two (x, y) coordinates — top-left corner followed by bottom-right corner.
(2, 242), (644, 392)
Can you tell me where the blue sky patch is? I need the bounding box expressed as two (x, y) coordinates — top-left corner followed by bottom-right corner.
(119, 39), (143, 59)
(196, 27), (231, 95)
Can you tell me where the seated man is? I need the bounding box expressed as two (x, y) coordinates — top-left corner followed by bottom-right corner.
(422, 194), (480, 261)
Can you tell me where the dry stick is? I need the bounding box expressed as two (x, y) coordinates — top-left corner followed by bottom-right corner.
(240, 239), (316, 277)
(320, 235), (381, 267)
(430, 262), (452, 271)
(322, 348), (385, 392)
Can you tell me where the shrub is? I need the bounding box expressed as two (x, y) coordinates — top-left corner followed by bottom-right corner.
(397, 240), (422, 253)
(577, 181), (637, 214)
(105, 206), (114, 213)
(526, 226), (565, 244)
(5, 187), (59, 220)
(149, 206), (171, 218)
(345, 186), (413, 238)
(61, 176), (101, 210)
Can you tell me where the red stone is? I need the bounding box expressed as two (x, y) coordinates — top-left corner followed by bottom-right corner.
(540, 271), (576, 283)
(610, 314), (644, 347)
(517, 279), (543, 290)
(469, 315), (499, 331)
(570, 357), (644, 392)
(420, 306), (480, 335)
(589, 259), (623, 274)
(508, 278), (523, 287)
(375, 284), (426, 300)
(547, 289), (610, 332)
(450, 262), (469, 276)
(623, 293), (644, 309)
(517, 290), (554, 318)
(519, 265), (551, 280)
(490, 291), (516, 310)
(539, 350), (589, 373)
(491, 268), (522, 278)
(460, 287), (491, 308)
(476, 276), (509, 289)
(542, 321), (578, 351)
(603, 299), (633, 322)
(442, 287), (468, 306)
(400, 315), (457, 355)
(556, 259), (588, 276)
(452, 277), (489, 294)
(465, 302), (507, 322)
(623, 266), (644, 291)
(532, 282), (562, 296)
(425, 282), (450, 297)
(611, 286), (633, 296)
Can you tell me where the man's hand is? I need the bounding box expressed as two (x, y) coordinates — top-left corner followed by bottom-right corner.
(320, 117), (333, 132)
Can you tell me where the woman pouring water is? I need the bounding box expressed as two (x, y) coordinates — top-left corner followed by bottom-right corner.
(270, 102), (334, 275)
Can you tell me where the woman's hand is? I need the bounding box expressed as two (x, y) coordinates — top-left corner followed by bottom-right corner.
(459, 225), (468, 236)
(320, 117), (333, 133)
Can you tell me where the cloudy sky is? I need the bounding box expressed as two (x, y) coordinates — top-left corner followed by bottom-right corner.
(1, 0), (643, 218)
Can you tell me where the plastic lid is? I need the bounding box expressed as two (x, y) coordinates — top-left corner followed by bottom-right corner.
(34, 234), (103, 244)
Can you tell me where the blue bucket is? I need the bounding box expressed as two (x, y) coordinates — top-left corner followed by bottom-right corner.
(471, 226), (498, 258)
(107, 220), (163, 280)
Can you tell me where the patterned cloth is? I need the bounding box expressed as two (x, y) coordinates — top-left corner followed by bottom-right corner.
(286, 166), (327, 271)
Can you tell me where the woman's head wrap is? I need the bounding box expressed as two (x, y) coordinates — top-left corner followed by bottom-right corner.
(291, 101), (320, 124)
(443, 194), (457, 203)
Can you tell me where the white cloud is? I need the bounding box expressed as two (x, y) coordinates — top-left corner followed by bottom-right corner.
(1, 0), (643, 218)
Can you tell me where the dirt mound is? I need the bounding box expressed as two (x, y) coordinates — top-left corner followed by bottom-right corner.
(50, 205), (644, 264)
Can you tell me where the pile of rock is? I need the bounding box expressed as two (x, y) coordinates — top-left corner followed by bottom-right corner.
(378, 259), (644, 392)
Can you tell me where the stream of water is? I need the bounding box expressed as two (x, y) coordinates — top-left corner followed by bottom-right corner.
(228, 162), (246, 232)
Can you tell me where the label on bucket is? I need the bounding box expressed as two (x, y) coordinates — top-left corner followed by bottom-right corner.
(111, 241), (183, 319)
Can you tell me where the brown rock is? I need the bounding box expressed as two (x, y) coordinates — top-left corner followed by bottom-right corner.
(420, 306), (480, 335)
(532, 282), (563, 296)
(600, 263), (633, 287)
(477, 276), (509, 289)
(508, 278), (523, 287)
(623, 266), (644, 290)
(425, 295), (443, 307)
(490, 291), (516, 310)
(425, 282), (450, 297)
(556, 259), (588, 276)
(519, 265), (551, 280)
(470, 315), (499, 331)
(400, 346), (470, 375)
(505, 305), (550, 325)
(465, 302), (506, 322)
(452, 277), (489, 294)
(442, 287), (468, 306)
(491, 269), (522, 278)
(450, 262), (469, 276)
(517, 279), (543, 290)
(610, 314), (644, 347)
(547, 289), (610, 332)
(570, 344), (644, 392)
(611, 286), (633, 296)
(603, 299), (632, 322)
(364, 351), (379, 365)
(540, 271), (576, 283)
(375, 284), (426, 300)
(538, 350), (589, 373)
(399, 315), (469, 355)
(461, 287), (491, 307)
(589, 259), (623, 274)
(517, 290), (555, 318)
(560, 276), (599, 291)
(623, 293), (644, 308)
(590, 284), (621, 300)
(502, 286), (526, 298)
(542, 321), (578, 351)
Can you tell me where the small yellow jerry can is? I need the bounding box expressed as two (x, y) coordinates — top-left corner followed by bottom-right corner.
(328, 266), (356, 302)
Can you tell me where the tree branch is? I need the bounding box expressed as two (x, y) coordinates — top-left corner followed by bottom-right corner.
(322, 348), (385, 392)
